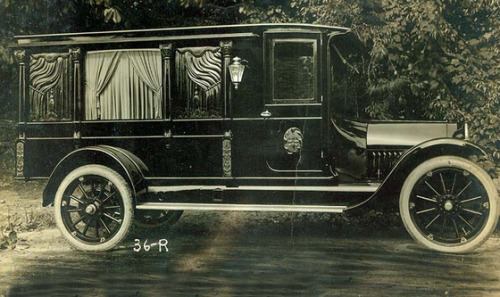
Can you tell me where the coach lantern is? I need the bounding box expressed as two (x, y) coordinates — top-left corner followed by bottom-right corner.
(228, 56), (245, 90)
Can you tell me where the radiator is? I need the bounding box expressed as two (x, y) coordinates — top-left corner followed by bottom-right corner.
(367, 149), (406, 180)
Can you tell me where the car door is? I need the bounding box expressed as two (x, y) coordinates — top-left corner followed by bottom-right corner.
(261, 32), (325, 176)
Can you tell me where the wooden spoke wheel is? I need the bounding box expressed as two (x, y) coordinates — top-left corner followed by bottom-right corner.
(54, 165), (134, 251)
(400, 156), (499, 253)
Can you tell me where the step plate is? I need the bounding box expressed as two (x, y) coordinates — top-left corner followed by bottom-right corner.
(147, 184), (379, 193)
(136, 202), (347, 213)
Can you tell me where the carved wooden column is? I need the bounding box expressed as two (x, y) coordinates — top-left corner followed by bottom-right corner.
(70, 48), (82, 121)
(15, 138), (25, 178)
(70, 48), (82, 149)
(220, 41), (233, 177)
(222, 131), (232, 177)
(14, 50), (26, 178)
(14, 50), (26, 123)
(220, 41), (232, 119)
(160, 44), (173, 120)
(161, 44), (174, 150)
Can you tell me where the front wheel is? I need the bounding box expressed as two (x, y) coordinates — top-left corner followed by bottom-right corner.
(400, 156), (499, 253)
(54, 165), (134, 252)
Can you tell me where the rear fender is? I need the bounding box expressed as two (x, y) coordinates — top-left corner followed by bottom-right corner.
(42, 146), (149, 207)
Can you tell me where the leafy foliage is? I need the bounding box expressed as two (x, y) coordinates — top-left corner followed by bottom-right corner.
(237, 0), (500, 166)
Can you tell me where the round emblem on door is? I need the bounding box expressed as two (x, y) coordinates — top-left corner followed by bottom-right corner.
(283, 127), (303, 155)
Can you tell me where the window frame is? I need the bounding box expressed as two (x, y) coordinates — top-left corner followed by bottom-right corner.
(328, 35), (368, 121)
(82, 48), (164, 122)
(266, 36), (320, 104)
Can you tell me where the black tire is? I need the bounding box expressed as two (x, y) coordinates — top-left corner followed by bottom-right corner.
(400, 156), (499, 253)
(54, 165), (134, 251)
(134, 210), (183, 229)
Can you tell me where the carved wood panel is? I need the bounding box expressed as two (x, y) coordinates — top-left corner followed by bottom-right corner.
(174, 47), (222, 118)
(29, 53), (72, 121)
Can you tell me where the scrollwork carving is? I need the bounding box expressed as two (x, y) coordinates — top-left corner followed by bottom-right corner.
(222, 131), (232, 177)
(31, 52), (69, 62)
(160, 44), (172, 59)
(220, 41), (232, 57)
(175, 46), (222, 118)
(16, 141), (25, 177)
(283, 127), (303, 155)
(29, 53), (71, 121)
(69, 48), (82, 61)
(14, 50), (26, 64)
(177, 46), (219, 56)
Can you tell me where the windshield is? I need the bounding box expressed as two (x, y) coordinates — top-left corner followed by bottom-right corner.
(329, 34), (367, 120)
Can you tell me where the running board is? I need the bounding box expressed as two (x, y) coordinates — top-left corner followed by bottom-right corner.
(147, 184), (379, 193)
(135, 202), (347, 213)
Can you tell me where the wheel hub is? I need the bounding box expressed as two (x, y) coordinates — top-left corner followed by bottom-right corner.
(439, 194), (458, 214)
(443, 200), (454, 211)
(85, 204), (97, 215)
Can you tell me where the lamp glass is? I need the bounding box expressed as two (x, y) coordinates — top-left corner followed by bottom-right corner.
(228, 57), (245, 88)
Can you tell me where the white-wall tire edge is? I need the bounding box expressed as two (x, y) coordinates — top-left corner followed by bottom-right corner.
(54, 165), (134, 252)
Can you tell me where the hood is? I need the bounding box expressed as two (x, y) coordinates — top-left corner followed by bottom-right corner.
(367, 121), (458, 147)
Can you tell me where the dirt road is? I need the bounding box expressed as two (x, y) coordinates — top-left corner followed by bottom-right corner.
(1, 211), (500, 297)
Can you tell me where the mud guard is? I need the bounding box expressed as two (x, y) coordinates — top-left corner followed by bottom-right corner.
(42, 146), (149, 207)
(346, 138), (492, 210)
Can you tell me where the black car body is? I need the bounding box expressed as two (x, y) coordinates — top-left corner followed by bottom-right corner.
(11, 23), (499, 252)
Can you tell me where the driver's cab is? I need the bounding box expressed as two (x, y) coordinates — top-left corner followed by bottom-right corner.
(232, 27), (366, 185)
(231, 28), (330, 185)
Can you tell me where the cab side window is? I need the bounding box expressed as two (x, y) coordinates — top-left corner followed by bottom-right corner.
(330, 37), (366, 119)
(269, 39), (317, 103)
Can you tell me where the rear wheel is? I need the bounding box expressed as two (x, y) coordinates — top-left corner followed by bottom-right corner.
(54, 165), (134, 252)
(135, 210), (183, 229)
(400, 156), (499, 253)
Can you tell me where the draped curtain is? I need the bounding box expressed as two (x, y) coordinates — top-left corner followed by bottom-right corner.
(128, 51), (162, 118)
(85, 51), (122, 120)
(85, 50), (162, 120)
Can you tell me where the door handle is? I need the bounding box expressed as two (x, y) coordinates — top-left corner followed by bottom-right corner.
(260, 110), (272, 118)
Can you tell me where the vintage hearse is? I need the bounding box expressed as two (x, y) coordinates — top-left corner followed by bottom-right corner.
(11, 23), (499, 253)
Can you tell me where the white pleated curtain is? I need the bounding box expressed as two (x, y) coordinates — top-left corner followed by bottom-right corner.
(85, 50), (162, 120)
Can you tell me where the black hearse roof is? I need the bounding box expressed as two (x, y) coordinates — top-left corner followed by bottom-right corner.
(14, 23), (351, 47)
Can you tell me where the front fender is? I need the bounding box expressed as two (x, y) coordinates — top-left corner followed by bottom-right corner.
(42, 146), (149, 207)
(348, 138), (491, 210)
